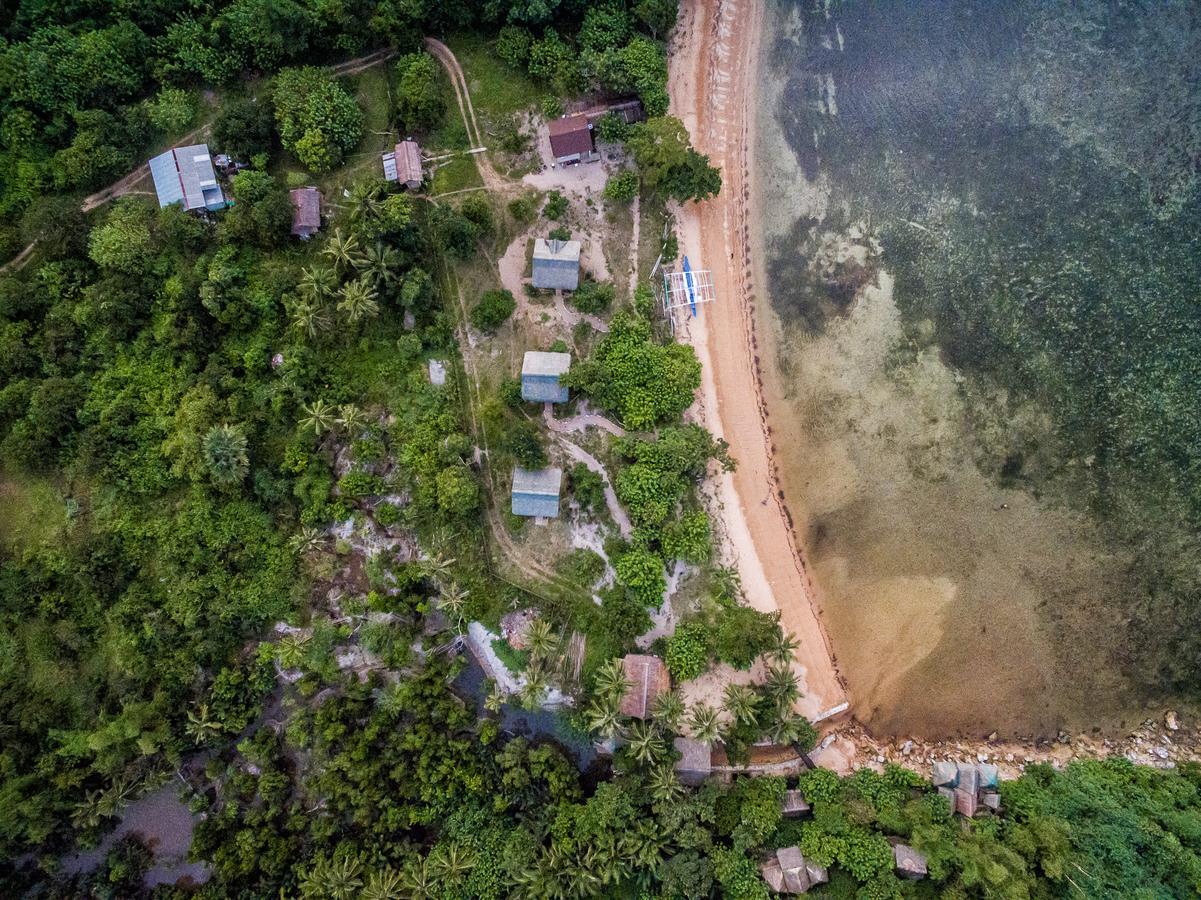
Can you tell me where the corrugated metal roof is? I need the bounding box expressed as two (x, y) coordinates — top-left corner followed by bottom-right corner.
(521, 375), (569, 403)
(290, 187), (321, 236)
(149, 143), (224, 211)
(395, 140), (422, 186)
(548, 114), (593, 159)
(381, 149), (398, 181)
(522, 350), (571, 377)
(511, 466), (562, 518)
(531, 239), (581, 291)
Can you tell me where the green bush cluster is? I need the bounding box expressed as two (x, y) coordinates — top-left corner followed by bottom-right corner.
(470, 288), (517, 331)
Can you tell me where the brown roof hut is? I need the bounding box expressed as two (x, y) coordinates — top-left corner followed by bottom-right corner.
(290, 187), (322, 239)
(548, 114), (595, 164)
(619, 654), (669, 719)
(382, 139), (423, 190)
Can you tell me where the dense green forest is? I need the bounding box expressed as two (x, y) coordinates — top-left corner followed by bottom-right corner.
(775, 0), (1201, 694)
(3, 0), (1201, 896)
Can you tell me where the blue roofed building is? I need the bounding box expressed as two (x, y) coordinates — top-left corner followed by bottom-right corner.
(531, 238), (581, 291)
(511, 467), (562, 519)
(148, 144), (226, 212)
(521, 350), (571, 403)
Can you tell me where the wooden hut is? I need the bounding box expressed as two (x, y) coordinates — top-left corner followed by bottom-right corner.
(618, 654), (669, 719)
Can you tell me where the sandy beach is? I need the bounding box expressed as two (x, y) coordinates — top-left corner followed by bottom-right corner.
(668, 0), (847, 723)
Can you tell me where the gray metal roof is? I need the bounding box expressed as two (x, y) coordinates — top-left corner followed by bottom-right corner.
(511, 466), (562, 518)
(149, 144), (225, 211)
(531, 239), (581, 291)
(521, 351), (571, 403)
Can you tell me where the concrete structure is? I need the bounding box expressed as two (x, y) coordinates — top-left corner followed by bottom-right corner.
(531, 238), (581, 291)
(148, 144), (225, 211)
(548, 114), (596, 164)
(521, 350), (571, 403)
(893, 844), (928, 879)
(761, 846), (829, 894)
(674, 737), (711, 785)
(382, 140), (423, 189)
(619, 654), (670, 719)
(428, 359), (447, 386)
(511, 466), (562, 519)
(289, 187), (322, 238)
(781, 789), (810, 817)
(934, 761), (1001, 817)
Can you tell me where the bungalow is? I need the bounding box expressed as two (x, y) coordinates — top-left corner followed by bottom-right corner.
(619, 654), (670, 719)
(548, 114), (597, 165)
(531, 238), (581, 291)
(521, 350), (571, 403)
(382, 139), (423, 190)
(511, 466), (563, 519)
(148, 143), (226, 212)
(289, 187), (322, 239)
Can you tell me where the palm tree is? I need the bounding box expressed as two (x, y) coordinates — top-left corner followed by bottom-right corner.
(650, 689), (685, 732)
(625, 719), (665, 766)
(763, 662), (801, 709)
(359, 241), (402, 288)
(322, 227), (360, 272)
(299, 399), (336, 435)
(687, 702), (721, 745)
(648, 764), (685, 803)
(620, 821), (666, 875)
(348, 180), (383, 225)
(593, 657), (632, 706)
(362, 867), (404, 900)
(526, 618), (558, 662)
(337, 403), (368, 435)
(519, 667), (546, 710)
(437, 581), (469, 626)
(300, 854), (363, 900)
(203, 424), (249, 485)
(421, 552), (457, 582)
(723, 683), (760, 727)
(288, 526), (326, 555)
(185, 702), (222, 744)
(484, 683), (505, 713)
(397, 857), (437, 900)
(429, 843), (475, 883)
(768, 712), (807, 746)
(290, 298), (330, 340)
(71, 789), (108, 830)
(770, 628), (801, 664)
(277, 632), (310, 669)
(337, 277), (380, 324)
(298, 264), (338, 303)
(584, 697), (624, 741)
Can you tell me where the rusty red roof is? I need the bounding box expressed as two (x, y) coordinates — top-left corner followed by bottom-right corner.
(290, 187), (321, 236)
(548, 114), (594, 159)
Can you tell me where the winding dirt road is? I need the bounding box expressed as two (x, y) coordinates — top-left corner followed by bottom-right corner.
(423, 37), (506, 192)
(670, 0), (848, 721)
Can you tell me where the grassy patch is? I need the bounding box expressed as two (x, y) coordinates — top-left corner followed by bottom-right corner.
(0, 474), (70, 553)
(430, 156), (484, 195)
(448, 32), (541, 126)
(491, 637), (530, 673)
(312, 66), (395, 198)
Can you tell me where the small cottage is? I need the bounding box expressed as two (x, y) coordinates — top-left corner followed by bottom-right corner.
(619, 654), (670, 719)
(382, 139), (423, 190)
(531, 238), (581, 291)
(548, 114), (596, 164)
(521, 350), (571, 403)
(289, 187), (322, 239)
(148, 144), (226, 211)
(511, 466), (562, 519)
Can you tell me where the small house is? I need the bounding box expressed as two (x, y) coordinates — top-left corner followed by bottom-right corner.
(893, 844), (928, 880)
(531, 238), (581, 291)
(548, 114), (596, 164)
(521, 350), (571, 403)
(148, 144), (226, 212)
(761, 846), (829, 895)
(382, 139), (423, 190)
(511, 466), (562, 519)
(428, 359), (447, 386)
(933, 760), (1001, 817)
(619, 654), (670, 719)
(289, 187), (322, 239)
(674, 737), (712, 786)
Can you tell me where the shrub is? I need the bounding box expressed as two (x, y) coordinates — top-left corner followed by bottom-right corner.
(604, 170), (640, 202)
(665, 622), (710, 682)
(569, 462), (605, 512)
(614, 546), (666, 607)
(570, 279), (614, 315)
(541, 95), (564, 119)
(599, 585), (654, 648)
(713, 605), (778, 670)
(503, 420), (546, 468)
(595, 112), (632, 143)
(548, 225), (571, 242)
(460, 195), (494, 234)
(543, 190), (568, 220)
(394, 52), (445, 133)
(471, 289), (517, 331)
(374, 502), (402, 527)
(147, 87), (197, 133)
(213, 95), (275, 164)
(508, 194), (537, 223)
(339, 468), (385, 497)
(662, 510), (711, 563)
(272, 68), (362, 172)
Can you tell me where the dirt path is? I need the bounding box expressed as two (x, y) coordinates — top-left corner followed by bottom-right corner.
(424, 37), (506, 193)
(542, 403), (625, 438)
(0, 239), (36, 275)
(330, 47), (397, 77)
(556, 438), (632, 539)
(669, 0), (848, 723)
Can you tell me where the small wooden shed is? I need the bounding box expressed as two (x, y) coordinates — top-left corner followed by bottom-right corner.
(619, 654), (670, 719)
